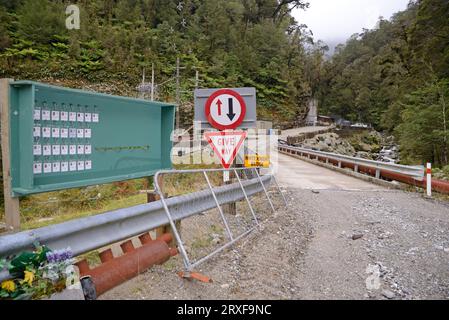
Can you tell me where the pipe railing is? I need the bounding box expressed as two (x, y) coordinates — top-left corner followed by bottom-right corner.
(279, 145), (424, 180)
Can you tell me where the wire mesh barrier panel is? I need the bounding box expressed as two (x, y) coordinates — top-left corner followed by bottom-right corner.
(154, 168), (286, 272)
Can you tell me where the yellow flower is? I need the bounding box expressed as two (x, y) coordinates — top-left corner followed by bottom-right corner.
(21, 271), (35, 286)
(1, 280), (16, 292)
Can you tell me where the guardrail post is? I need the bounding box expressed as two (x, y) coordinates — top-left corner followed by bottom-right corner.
(338, 161), (341, 168)
(146, 191), (163, 237)
(354, 164), (359, 173)
(426, 163), (432, 197)
(375, 169), (380, 179)
(325, 158), (329, 164)
(223, 176), (237, 215)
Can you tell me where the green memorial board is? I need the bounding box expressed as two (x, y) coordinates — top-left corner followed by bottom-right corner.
(8, 81), (175, 196)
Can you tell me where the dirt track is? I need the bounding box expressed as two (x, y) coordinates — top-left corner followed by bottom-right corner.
(101, 154), (449, 300)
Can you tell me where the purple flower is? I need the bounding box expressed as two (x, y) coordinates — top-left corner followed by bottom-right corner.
(47, 247), (73, 263)
(46, 251), (55, 263)
(60, 247), (73, 261)
(61, 251), (68, 261)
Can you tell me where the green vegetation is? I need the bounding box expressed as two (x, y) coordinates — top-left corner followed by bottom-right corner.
(1, 0), (449, 225)
(0, 245), (75, 300)
(0, 0), (317, 125)
(0, 179), (149, 229)
(347, 131), (382, 154)
(191, 224), (224, 249)
(317, 0), (449, 166)
(2, 0), (444, 167)
(433, 165), (449, 181)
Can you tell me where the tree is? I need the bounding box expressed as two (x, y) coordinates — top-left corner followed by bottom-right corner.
(396, 79), (449, 165)
(272, 0), (309, 23)
(15, 0), (67, 44)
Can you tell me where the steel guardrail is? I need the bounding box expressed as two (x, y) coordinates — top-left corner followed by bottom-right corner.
(0, 174), (272, 281)
(279, 145), (425, 180)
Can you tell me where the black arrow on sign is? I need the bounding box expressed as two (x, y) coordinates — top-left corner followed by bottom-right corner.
(227, 98), (236, 121)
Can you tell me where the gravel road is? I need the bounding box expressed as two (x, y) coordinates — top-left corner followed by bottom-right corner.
(101, 154), (449, 300)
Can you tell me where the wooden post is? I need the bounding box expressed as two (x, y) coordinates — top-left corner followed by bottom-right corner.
(223, 158), (242, 215)
(222, 179), (236, 215)
(0, 78), (20, 231)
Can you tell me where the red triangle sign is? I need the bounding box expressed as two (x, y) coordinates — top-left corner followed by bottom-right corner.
(204, 131), (247, 169)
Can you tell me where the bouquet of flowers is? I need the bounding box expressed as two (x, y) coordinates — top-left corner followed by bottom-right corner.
(0, 245), (76, 300)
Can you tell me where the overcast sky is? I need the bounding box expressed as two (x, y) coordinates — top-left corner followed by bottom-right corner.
(293, 0), (410, 52)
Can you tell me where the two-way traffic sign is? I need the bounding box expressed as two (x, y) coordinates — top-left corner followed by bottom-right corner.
(205, 89), (246, 130)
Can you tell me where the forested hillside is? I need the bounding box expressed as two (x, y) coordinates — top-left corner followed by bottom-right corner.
(0, 0), (448, 167)
(317, 0), (449, 166)
(0, 0), (323, 126)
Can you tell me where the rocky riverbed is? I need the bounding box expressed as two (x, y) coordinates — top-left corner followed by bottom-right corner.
(293, 130), (400, 163)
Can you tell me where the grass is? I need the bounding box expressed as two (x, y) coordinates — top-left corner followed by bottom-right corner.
(79, 250), (101, 267)
(191, 235), (213, 250)
(21, 193), (147, 230)
(190, 224), (224, 250)
(162, 258), (178, 271)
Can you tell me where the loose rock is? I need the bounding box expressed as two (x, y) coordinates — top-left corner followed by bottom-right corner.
(352, 233), (364, 240)
(382, 289), (395, 299)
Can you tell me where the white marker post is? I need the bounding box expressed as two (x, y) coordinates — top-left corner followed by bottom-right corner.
(426, 163), (432, 197)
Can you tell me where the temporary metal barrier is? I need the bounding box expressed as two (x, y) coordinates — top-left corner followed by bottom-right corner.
(154, 167), (287, 272)
(0, 173), (276, 282)
(279, 145), (425, 180)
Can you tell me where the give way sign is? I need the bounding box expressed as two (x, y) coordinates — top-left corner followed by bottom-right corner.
(204, 131), (247, 169)
(205, 89), (246, 130)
